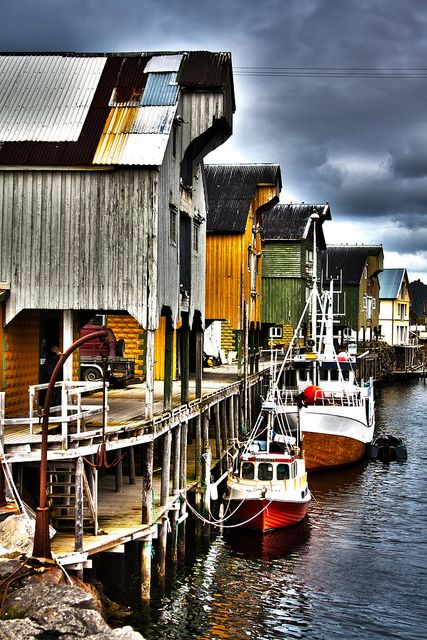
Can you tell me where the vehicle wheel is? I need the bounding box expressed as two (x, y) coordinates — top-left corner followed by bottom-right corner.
(82, 367), (102, 382)
(116, 339), (125, 357)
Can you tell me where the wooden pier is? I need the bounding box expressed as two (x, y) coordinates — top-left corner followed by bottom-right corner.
(0, 364), (268, 598)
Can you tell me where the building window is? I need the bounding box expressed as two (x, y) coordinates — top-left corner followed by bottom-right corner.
(170, 206), (177, 245)
(193, 222), (200, 253)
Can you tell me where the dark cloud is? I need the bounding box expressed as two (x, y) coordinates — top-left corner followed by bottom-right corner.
(1, 0), (427, 279)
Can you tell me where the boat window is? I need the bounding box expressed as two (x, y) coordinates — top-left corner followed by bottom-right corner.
(241, 462), (255, 480)
(277, 463), (290, 480)
(258, 463), (273, 481)
(299, 370), (310, 382)
(342, 370), (350, 381)
(319, 370), (328, 381)
(331, 370), (339, 381)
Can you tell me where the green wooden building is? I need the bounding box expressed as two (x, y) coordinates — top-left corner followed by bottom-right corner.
(261, 203), (331, 345)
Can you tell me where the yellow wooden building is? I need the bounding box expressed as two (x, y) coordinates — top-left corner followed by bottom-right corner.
(204, 164), (282, 367)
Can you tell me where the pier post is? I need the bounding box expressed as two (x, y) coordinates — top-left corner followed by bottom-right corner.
(195, 414), (202, 481)
(172, 424), (181, 496)
(75, 457), (84, 553)
(195, 321), (203, 399)
(220, 400), (228, 472)
(160, 430), (172, 507)
(180, 316), (190, 404)
(141, 440), (154, 602)
(227, 395), (235, 442)
(201, 410), (211, 518)
(178, 419), (188, 561)
(164, 315), (174, 411)
(157, 516), (168, 590)
(214, 403), (221, 459)
(128, 447), (136, 485)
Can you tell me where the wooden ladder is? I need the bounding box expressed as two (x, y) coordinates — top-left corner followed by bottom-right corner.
(46, 460), (98, 534)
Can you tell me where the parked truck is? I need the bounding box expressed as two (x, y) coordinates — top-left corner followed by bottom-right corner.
(79, 323), (135, 386)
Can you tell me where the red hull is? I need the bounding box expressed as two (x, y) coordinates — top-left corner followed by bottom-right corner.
(227, 499), (309, 532)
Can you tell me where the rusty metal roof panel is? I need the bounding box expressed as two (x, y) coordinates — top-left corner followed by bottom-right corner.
(144, 54), (183, 73)
(141, 72), (179, 106)
(93, 131), (169, 166)
(0, 55), (107, 142)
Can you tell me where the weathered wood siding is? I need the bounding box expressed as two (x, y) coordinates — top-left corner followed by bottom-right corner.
(205, 231), (243, 328)
(262, 277), (307, 325)
(0, 169), (157, 328)
(4, 310), (39, 416)
(262, 242), (303, 278)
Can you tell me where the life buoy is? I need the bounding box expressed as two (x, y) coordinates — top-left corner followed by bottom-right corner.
(303, 385), (325, 405)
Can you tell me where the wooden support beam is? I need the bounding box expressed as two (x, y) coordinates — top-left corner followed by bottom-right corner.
(145, 329), (155, 421)
(163, 315), (174, 411)
(141, 441), (154, 525)
(157, 518), (168, 587)
(75, 457), (84, 553)
(128, 447), (136, 485)
(227, 395), (234, 442)
(160, 430), (172, 507)
(220, 399), (227, 454)
(195, 414), (202, 481)
(172, 424), (181, 496)
(180, 318), (190, 404)
(195, 323), (203, 399)
(213, 403), (221, 459)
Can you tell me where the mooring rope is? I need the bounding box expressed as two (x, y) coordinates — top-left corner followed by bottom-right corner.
(183, 493), (273, 529)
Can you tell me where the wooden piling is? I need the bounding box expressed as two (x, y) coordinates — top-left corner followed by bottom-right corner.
(128, 447), (136, 485)
(160, 430), (172, 507)
(164, 315), (174, 411)
(172, 424), (181, 496)
(214, 403), (221, 459)
(195, 414), (202, 481)
(180, 318), (190, 404)
(75, 457), (84, 553)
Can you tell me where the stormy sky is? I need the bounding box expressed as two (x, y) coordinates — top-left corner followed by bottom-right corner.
(2, 0), (427, 282)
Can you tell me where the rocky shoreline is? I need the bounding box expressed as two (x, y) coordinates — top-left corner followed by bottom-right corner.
(0, 515), (145, 640)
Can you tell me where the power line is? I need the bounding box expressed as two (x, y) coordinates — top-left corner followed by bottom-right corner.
(234, 66), (427, 78)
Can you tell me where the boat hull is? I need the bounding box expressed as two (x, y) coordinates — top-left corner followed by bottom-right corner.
(224, 498), (309, 532)
(280, 404), (374, 471)
(302, 431), (367, 471)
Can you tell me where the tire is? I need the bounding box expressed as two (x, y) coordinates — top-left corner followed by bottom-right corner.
(116, 339), (125, 357)
(82, 367), (102, 382)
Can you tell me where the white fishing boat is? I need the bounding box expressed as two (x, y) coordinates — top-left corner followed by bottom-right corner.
(275, 214), (375, 471)
(223, 353), (311, 532)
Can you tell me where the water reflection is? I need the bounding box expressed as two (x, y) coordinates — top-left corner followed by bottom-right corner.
(95, 381), (427, 640)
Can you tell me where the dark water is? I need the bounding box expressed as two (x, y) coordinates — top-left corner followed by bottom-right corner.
(94, 380), (427, 640)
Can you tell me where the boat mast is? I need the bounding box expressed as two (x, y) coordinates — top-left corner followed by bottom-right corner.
(310, 211), (320, 385)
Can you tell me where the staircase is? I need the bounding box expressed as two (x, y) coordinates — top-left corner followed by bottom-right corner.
(46, 461), (97, 533)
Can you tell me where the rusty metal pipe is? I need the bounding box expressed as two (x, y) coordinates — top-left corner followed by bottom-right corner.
(32, 329), (108, 561)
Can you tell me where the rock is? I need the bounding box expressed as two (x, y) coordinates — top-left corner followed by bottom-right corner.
(0, 515), (34, 557)
(0, 618), (44, 639)
(1, 572), (145, 639)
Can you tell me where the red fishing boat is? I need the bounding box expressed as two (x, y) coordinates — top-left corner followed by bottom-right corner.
(223, 361), (311, 532)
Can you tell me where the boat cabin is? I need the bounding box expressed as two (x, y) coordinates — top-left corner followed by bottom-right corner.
(239, 455), (298, 482)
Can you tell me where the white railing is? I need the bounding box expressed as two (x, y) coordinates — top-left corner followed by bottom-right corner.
(0, 380), (108, 451)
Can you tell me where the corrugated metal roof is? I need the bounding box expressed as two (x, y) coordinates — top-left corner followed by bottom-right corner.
(94, 132), (169, 166)
(324, 245), (383, 284)
(144, 54), (183, 73)
(262, 203), (331, 246)
(379, 268), (406, 299)
(0, 51), (234, 166)
(141, 72), (179, 106)
(0, 55), (106, 142)
(205, 164), (282, 232)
